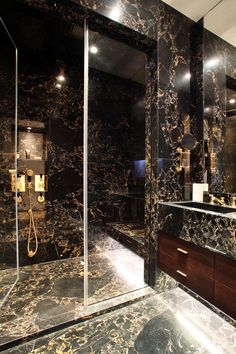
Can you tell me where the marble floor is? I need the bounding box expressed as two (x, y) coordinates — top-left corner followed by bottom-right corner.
(0, 235), (146, 348)
(3, 287), (236, 354)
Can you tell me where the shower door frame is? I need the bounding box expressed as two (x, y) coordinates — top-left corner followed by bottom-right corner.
(83, 19), (89, 307)
(83, 16), (157, 307)
(0, 17), (19, 309)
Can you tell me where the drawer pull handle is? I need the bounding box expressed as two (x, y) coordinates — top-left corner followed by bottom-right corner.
(177, 248), (188, 255)
(176, 270), (187, 277)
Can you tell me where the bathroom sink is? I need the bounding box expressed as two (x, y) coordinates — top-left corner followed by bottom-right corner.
(175, 201), (236, 214)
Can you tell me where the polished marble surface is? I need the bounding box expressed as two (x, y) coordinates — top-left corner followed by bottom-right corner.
(3, 287), (236, 353)
(161, 201), (236, 218)
(159, 202), (236, 260)
(0, 234), (146, 348)
(106, 222), (145, 257)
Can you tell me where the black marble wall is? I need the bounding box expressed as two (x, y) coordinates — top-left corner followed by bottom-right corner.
(87, 68), (145, 226)
(149, 2), (195, 283)
(1, 2), (85, 265)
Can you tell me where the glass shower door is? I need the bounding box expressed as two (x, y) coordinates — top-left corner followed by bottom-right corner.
(0, 18), (19, 307)
(85, 23), (147, 305)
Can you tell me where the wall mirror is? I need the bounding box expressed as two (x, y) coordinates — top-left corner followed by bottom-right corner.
(203, 0), (236, 195)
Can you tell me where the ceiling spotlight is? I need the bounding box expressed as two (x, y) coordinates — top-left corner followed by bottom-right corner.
(57, 74), (65, 82)
(229, 98), (236, 104)
(204, 107), (210, 113)
(27, 127), (31, 132)
(56, 83), (62, 89)
(90, 45), (98, 54)
(110, 6), (121, 21)
(184, 73), (191, 80)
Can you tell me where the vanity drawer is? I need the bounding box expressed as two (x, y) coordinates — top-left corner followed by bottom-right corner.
(158, 232), (214, 278)
(158, 232), (214, 302)
(158, 231), (235, 318)
(159, 232), (188, 256)
(214, 281), (236, 319)
(215, 254), (236, 290)
(158, 249), (214, 302)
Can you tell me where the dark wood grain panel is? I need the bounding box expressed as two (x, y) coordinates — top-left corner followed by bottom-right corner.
(214, 281), (236, 319)
(215, 254), (236, 290)
(158, 232), (214, 278)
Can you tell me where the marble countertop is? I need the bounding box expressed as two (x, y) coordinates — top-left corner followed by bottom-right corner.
(159, 201), (236, 219)
(158, 201), (236, 261)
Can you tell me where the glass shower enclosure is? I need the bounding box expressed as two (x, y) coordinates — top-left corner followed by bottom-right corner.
(0, 2), (148, 344)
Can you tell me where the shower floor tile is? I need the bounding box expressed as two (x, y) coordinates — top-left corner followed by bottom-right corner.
(4, 287), (236, 354)
(0, 235), (146, 348)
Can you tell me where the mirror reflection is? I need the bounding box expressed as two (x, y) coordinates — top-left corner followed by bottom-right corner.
(203, 0), (236, 198)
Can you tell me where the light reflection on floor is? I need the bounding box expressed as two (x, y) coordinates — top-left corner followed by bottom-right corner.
(4, 287), (236, 354)
(0, 234), (146, 347)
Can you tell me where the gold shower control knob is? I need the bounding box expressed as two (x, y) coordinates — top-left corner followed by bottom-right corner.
(38, 194), (45, 203)
(27, 169), (34, 177)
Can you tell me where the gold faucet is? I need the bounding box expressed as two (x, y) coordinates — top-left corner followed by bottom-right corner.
(231, 196), (236, 208)
(209, 194), (225, 206)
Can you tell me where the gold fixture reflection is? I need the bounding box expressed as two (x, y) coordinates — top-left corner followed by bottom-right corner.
(231, 196), (236, 207)
(210, 151), (216, 173)
(176, 147), (190, 172)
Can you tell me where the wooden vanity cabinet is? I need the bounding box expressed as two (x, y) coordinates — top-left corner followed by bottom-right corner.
(158, 232), (214, 302)
(158, 231), (236, 319)
(214, 254), (236, 319)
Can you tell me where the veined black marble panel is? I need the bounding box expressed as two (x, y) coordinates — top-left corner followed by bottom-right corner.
(1, 2), (85, 266)
(159, 202), (236, 260)
(203, 29), (236, 194)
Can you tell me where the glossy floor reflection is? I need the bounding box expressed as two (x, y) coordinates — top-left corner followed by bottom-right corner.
(4, 287), (236, 354)
(0, 234), (146, 347)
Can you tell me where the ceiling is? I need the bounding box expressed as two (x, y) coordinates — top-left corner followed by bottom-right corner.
(162, 0), (236, 47)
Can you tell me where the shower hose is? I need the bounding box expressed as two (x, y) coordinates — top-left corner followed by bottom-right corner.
(27, 183), (38, 257)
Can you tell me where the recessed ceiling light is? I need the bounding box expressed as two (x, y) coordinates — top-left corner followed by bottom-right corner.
(56, 83), (62, 89)
(27, 127), (31, 132)
(90, 46), (98, 54)
(229, 98), (236, 104)
(57, 74), (65, 82)
(204, 107), (210, 112)
(184, 73), (191, 80)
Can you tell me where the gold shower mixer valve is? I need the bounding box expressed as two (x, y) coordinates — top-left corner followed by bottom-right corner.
(9, 169), (26, 192)
(35, 174), (48, 192)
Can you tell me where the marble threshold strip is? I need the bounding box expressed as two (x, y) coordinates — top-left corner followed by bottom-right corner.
(0, 286), (154, 352)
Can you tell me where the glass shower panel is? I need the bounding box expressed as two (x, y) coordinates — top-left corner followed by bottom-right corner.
(0, 18), (18, 307)
(87, 26), (147, 305)
(0, 2), (85, 330)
